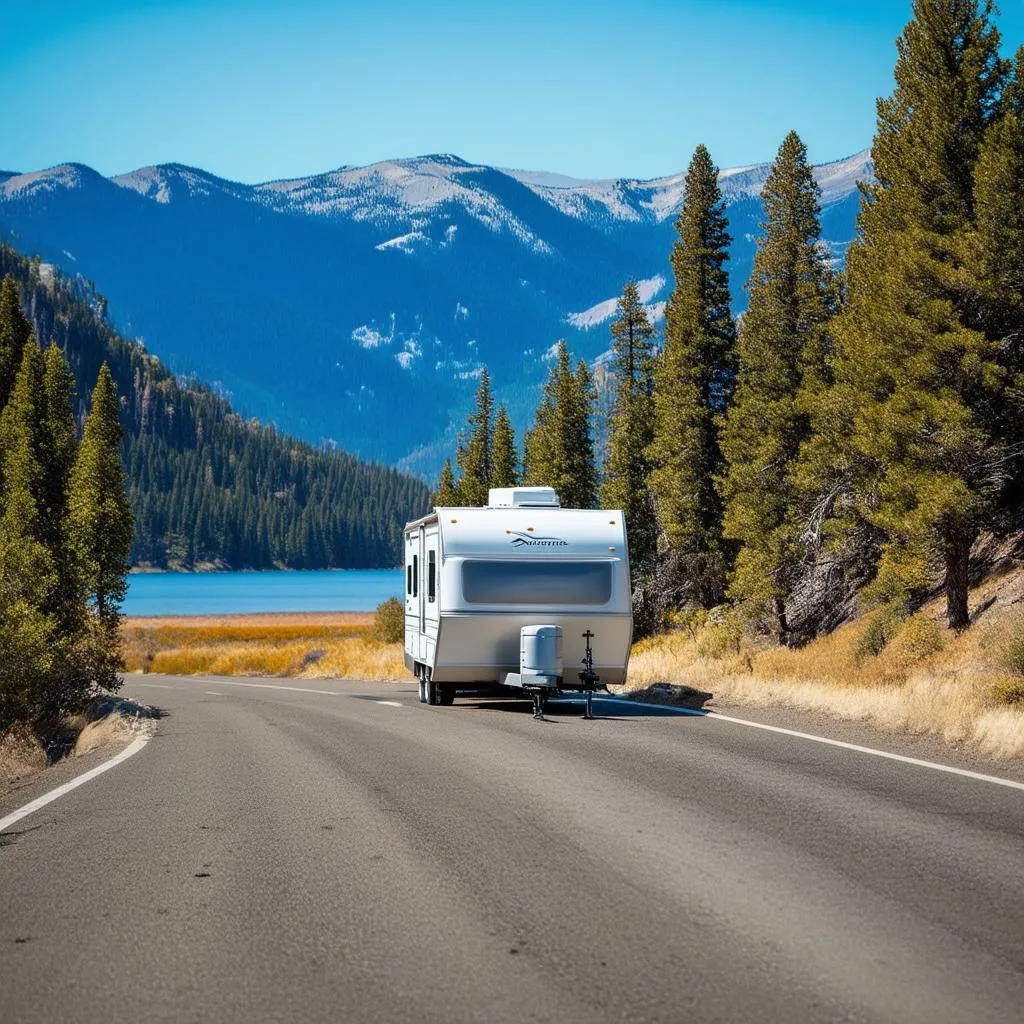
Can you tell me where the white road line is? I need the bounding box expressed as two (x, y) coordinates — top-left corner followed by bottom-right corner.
(595, 696), (1024, 793)
(375, 700), (403, 708)
(204, 691), (224, 696)
(141, 679), (347, 697)
(0, 736), (151, 833)
(134, 682), (173, 689)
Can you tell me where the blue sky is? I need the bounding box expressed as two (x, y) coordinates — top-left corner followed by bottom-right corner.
(4, 1), (1023, 182)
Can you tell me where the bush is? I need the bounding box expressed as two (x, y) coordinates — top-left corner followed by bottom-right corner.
(893, 616), (945, 660)
(372, 597), (405, 644)
(994, 614), (1024, 677)
(993, 675), (1024, 706)
(695, 607), (743, 659)
(854, 603), (906, 662)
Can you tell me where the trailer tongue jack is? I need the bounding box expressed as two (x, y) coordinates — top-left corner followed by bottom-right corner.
(579, 630), (601, 720)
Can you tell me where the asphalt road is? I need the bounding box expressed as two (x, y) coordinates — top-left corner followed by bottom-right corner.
(2, 675), (1023, 1024)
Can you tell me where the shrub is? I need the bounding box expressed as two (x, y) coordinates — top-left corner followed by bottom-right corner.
(893, 616), (945, 661)
(854, 603), (906, 662)
(993, 675), (1024, 706)
(696, 607), (743, 659)
(994, 613), (1024, 677)
(372, 597), (405, 644)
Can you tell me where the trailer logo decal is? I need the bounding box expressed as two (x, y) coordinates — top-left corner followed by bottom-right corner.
(509, 531), (569, 548)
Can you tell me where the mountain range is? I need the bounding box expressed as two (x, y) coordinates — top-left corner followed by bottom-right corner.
(0, 150), (871, 475)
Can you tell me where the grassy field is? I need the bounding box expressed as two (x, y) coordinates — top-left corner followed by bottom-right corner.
(121, 612), (405, 680)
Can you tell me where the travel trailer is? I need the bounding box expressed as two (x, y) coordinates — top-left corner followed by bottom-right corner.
(403, 487), (632, 715)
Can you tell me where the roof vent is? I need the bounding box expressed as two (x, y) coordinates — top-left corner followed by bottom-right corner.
(488, 487), (560, 509)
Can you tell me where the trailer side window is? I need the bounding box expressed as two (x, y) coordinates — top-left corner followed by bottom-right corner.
(406, 563), (412, 596)
(462, 560), (612, 605)
(413, 554), (419, 597)
(428, 550), (436, 603)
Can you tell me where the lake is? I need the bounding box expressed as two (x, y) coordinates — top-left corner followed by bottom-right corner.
(124, 570), (405, 617)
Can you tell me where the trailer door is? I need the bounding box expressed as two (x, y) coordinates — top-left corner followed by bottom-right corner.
(418, 524), (426, 650)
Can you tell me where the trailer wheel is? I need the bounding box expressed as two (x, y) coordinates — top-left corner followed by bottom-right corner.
(438, 683), (455, 706)
(415, 664), (427, 704)
(425, 668), (440, 706)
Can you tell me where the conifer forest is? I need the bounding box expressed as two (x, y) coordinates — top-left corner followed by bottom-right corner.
(437, 0), (1024, 641)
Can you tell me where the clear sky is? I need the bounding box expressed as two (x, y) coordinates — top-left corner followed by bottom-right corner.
(4, 0), (1024, 183)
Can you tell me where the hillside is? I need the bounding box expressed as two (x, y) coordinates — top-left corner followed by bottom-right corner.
(0, 245), (431, 570)
(0, 151), (870, 471)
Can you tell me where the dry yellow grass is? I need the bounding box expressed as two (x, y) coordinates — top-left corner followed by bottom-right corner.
(73, 714), (137, 756)
(0, 723), (48, 783)
(122, 613), (403, 681)
(625, 586), (1024, 760)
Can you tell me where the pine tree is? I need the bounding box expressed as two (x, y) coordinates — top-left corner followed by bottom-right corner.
(815, 0), (1007, 630)
(974, 46), (1024, 499)
(719, 132), (836, 638)
(602, 283), (657, 574)
(0, 343), (58, 729)
(0, 275), (32, 410)
(67, 364), (133, 686)
(524, 343), (597, 508)
(39, 343), (78, 543)
(433, 457), (461, 506)
(567, 359), (598, 509)
(491, 405), (519, 488)
(455, 369), (493, 506)
(648, 144), (736, 607)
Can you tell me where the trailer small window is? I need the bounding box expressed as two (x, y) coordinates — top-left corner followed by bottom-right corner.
(406, 563), (412, 595)
(413, 554), (419, 597)
(428, 550), (436, 603)
(462, 560), (612, 605)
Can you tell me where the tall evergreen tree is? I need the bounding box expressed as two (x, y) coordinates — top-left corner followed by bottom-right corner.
(491, 405), (519, 489)
(455, 369), (494, 506)
(0, 275), (32, 411)
(0, 343), (58, 729)
(567, 359), (598, 509)
(67, 364), (133, 687)
(39, 343), (79, 543)
(524, 342), (597, 508)
(433, 457), (461, 506)
(719, 131), (836, 638)
(974, 46), (1024, 499)
(602, 283), (657, 574)
(813, 0), (1007, 630)
(648, 144), (736, 607)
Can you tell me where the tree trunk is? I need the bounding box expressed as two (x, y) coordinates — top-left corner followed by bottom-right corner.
(774, 596), (790, 645)
(944, 539), (970, 631)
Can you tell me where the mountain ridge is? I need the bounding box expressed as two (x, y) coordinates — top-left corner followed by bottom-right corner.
(0, 148), (871, 474)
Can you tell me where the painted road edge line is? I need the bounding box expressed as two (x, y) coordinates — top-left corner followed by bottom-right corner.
(596, 695), (1024, 793)
(0, 735), (151, 833)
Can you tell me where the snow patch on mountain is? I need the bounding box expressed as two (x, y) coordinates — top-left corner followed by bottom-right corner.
(352, 316), (395, 349)
(567, 275), (666, 329)
(375, 231), (429, 253)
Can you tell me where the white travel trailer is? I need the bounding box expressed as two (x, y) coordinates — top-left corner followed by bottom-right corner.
(403, 486), (632, 714)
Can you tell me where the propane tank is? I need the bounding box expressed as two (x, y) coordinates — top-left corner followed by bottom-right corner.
(520, 624), (563, 682)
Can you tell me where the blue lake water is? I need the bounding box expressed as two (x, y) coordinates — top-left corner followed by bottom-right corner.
(124, 570), (405, 617)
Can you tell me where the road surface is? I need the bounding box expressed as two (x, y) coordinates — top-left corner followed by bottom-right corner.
(1, 675), (1023, 1023)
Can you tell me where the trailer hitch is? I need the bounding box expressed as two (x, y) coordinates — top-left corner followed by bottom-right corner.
(579, 630), (602, 720)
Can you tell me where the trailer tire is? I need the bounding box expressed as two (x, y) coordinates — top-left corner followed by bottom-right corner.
(416, 665), (427, 704)
(425, 668), (440, 706)
(438, 683), (455, 706)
